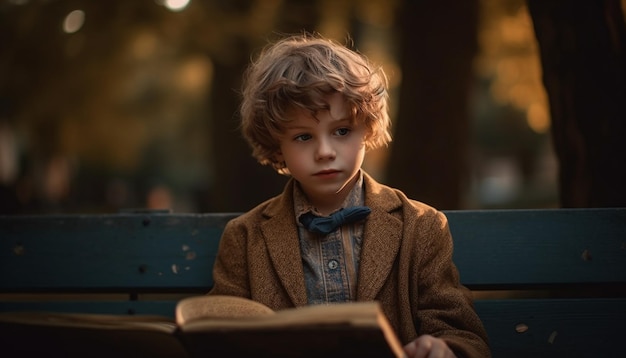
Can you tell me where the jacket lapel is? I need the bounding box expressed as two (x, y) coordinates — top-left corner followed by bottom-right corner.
(257, 173), (403, 305)
(357, 173), (403, 301)
(260, 179), (309, 307)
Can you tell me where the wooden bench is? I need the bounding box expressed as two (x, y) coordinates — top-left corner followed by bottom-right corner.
(1, 208), (625, 357)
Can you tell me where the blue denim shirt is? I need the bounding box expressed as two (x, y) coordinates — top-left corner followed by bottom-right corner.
(293, 172), (366, 304)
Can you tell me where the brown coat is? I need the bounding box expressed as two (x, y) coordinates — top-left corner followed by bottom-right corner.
(210, 172), (490, 357)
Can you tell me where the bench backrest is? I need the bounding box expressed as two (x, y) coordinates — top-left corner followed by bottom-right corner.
(1, 208), (625, 357)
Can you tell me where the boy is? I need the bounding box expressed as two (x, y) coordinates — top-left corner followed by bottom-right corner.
(209, 33), (490, 358)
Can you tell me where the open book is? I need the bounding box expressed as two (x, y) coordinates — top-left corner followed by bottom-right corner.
(0, 295), (406, 358)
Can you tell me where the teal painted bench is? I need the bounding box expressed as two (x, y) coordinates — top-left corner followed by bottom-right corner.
(1, 208), (625, 357)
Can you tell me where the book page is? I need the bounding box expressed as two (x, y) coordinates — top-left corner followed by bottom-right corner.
(179, 300), (379, 331)
(176, 295), (274, 325)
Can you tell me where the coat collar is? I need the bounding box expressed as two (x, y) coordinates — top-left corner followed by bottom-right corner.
(259, 171), (404, 306)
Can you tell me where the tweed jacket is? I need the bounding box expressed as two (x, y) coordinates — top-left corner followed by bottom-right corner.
(209, 172), (490, 357)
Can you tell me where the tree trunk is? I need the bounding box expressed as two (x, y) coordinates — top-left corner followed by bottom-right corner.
(208, 53), (287, 212)
(386, 0), (479, 210)
(527, 0), (626, 207)
(206, 0), (320, 212)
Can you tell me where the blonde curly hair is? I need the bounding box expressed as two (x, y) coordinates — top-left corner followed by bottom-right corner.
(239, 33), (392, 172)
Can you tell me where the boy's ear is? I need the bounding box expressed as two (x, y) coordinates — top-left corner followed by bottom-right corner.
(273, 151), (284, 163)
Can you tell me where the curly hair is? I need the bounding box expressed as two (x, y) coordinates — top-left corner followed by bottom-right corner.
(239, 33), (392, 172)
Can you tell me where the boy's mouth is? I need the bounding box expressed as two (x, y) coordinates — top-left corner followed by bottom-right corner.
(314, 169), (340, 176)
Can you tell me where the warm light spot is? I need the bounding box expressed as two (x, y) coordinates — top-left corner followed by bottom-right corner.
(131, 31), (159, 60)
(499, 10), (533, 46)
(0, 123), (18, 184)
(509, 83), (532, 109)
(175, 57), (213, 95)
(43, 156), (72, 201)
(63, 10), (85, 34)
(527, 103), (550, 134)
(147, 185), (173, 209)
(496, 60), (520, 84)
(163, 0), (190, 12)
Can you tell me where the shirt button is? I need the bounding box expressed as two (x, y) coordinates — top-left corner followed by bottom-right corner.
(328, 260), (339, 270)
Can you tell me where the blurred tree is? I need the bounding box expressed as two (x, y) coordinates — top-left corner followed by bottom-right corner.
(527, 0), (626, 207)
(386, 0), (479, 209)
(199, 0), (279, 213)
(201, 0), (321, 212)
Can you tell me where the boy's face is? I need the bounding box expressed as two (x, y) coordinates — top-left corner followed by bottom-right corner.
(276, 93), (367, 213)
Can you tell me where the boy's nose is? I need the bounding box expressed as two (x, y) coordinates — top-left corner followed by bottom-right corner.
(315, 138), (336, 161)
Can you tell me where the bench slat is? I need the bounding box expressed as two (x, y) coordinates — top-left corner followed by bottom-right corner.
(475, 298), (626, 357)
(447, 208), (626, 288)
(0, 214), (237, 291)
(2, 209), (625, 291)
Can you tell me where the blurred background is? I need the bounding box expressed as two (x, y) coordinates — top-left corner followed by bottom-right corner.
(1, 0), (624, 214)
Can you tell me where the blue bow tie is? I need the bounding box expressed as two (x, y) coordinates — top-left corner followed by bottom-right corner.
(299, 206), (371, 235)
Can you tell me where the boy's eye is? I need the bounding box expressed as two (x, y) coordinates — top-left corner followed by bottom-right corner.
(335, 128), (350, 136)
(295, 134), (312, 142)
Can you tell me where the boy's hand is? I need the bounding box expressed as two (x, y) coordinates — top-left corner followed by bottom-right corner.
(403, 335), (457, 358)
